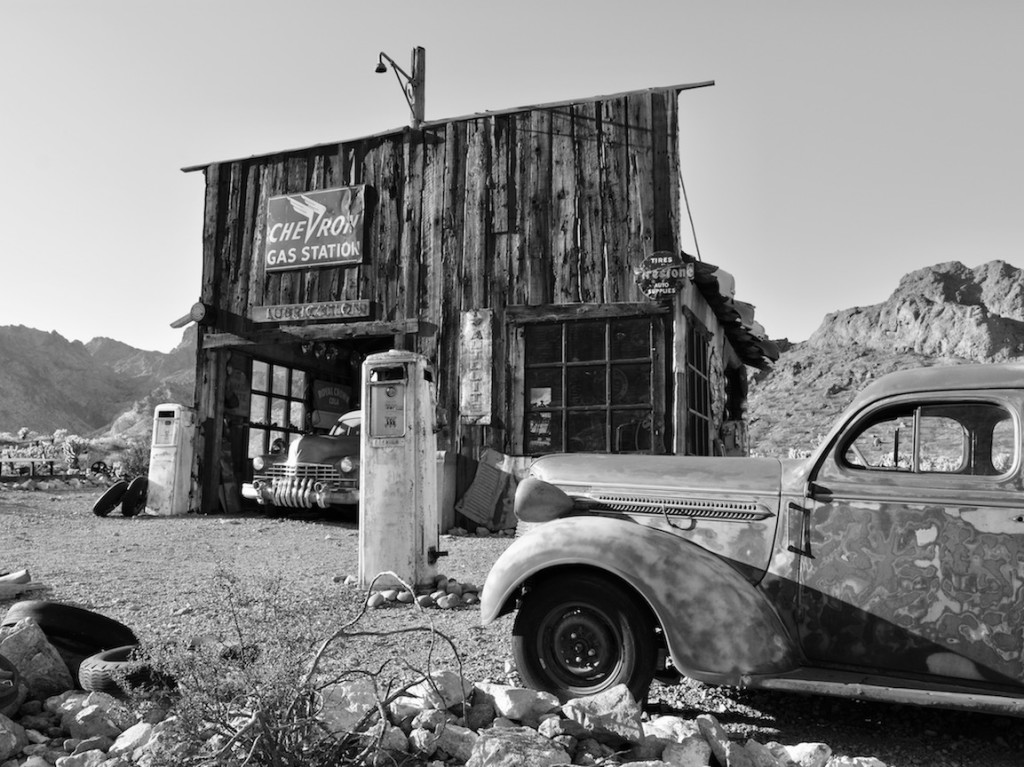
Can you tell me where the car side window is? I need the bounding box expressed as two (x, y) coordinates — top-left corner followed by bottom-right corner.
(844, 409), (915, 471)
(842, 401), (1015, 476)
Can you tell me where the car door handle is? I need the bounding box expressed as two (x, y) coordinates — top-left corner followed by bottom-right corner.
(787, 502), (814, 559)
(1015, 515), (1024, 523)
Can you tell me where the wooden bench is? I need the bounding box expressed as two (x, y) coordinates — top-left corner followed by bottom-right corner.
(0, 457), (60, 480)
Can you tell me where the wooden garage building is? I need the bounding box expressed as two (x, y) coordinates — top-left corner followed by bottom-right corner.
(182, 81), (777, 518)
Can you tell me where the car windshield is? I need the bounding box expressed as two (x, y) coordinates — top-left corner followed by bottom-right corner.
(329, 411), (361, 437)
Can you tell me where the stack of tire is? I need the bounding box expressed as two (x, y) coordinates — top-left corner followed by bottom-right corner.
(1, 600), (168, 697)
(91, 477), (148, 518)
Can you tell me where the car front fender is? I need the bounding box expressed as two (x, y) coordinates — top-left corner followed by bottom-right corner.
(481, 516), (799, 683)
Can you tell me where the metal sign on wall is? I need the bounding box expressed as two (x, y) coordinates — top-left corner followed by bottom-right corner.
(264, 185), (366, 272)
(459, 309), (492, 424)
(251, 300), (370, 324)
(634, 251), (695, 300)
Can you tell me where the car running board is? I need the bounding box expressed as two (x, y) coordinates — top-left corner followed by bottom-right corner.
(741, 668), (1024, 718)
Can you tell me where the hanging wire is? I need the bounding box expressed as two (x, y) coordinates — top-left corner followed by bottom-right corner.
(678, 163), (702, 262)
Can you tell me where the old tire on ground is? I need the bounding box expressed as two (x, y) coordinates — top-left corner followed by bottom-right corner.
(511, 573), (656, 702)
(78, 645), (172, 697)
(120, 476), (148, 517)
(1, 600), (138, 681)
(92, 479), (129, 517)
(0, 653), (20, 712)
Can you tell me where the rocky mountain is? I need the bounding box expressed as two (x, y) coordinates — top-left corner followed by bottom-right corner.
(0, 325), (195, 437)
(747, 260), (1024, 457)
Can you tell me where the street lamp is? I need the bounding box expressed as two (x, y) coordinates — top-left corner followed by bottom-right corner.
(375, 46), (425, 129)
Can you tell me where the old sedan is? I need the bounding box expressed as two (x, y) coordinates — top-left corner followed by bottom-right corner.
(481, 363), (1024, 716)
(242, 410), (361, 512)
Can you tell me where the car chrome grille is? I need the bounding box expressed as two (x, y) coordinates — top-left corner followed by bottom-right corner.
(583, 493), (772, 522)
(261, 463), (342, 482)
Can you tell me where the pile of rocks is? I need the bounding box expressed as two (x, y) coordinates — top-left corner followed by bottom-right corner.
(318, 671), (884, 767)
(346, 574), (482, 610)
(0, 616), (886, 767)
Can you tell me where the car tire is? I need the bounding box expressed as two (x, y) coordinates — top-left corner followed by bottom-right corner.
(1, 601), (138, 679)
(120, 476), (148, 517)
(92, 479), (129, 517)
(511, 572), (656, 702)
(78, 645), (172, 697)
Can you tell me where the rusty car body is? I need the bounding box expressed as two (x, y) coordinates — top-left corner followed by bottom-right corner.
(481, 363), (1024, 714)
(242, 410), (361, 511)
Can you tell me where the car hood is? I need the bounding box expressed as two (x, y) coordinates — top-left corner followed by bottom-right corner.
(285, 434), (359, 465)
(529, 453), (783, 497)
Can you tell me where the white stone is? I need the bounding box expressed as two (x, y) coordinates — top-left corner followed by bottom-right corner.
(465, 725), (571, 767)
(320, 678), (378, 734)
(644, 715), (701, 742)
(408, 727), (438, 757)
(827, 758), (887, 767)
(108, 722), (155, 757)
(65, 705), (121, 740)
(408, 670), (472, 709)
(474, 682), (560, 722)
(21, 756), (53, 767)
(434, 722), (478, 763)
(0, 619), (74, 699)
(54, 748), (107, 767)
(562, 684), (644, 744)
(662, 735), (713, 767)
(0, 714), (27, 762)
(387, 695), (425, 724)
(695, 713), (731, 765)
(745, 738), (787, 767)
(784, 742), (832, 767)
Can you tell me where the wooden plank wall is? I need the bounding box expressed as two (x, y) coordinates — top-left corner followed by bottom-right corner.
(197, 88), (682, 465)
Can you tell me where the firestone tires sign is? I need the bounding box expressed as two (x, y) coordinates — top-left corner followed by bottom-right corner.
(634, 251), (695, 300)
(264, 186), (366, 272)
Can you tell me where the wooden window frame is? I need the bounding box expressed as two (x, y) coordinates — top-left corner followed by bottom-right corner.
(247, 358), (308, 457)
(685, 311), (713, 456)
(508, 303), (669, 456)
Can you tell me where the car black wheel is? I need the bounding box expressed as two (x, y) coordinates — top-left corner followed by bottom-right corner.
(511, 573), (656, 702)
(120, 476), (148, 517)
(92, 479), (129, 517)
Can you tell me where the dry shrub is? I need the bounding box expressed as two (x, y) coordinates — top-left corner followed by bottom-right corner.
(140, 568), (462, 767)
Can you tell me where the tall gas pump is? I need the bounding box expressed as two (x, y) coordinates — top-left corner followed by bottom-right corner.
(146, 403), (196, 516)
(358, 350), (441, 589)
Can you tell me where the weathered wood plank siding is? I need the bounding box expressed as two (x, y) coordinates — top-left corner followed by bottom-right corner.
(197, 88), (684, 460)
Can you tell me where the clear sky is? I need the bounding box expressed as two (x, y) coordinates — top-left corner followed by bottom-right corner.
(2, 1), (1021, 352)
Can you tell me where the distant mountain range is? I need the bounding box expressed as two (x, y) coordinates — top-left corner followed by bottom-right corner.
(2, 259), (1020, 452)
(0, 326), (196, 438)
(747, 260), (1024, 456)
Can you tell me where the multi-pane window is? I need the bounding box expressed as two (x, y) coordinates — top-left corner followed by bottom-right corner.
(248, 360), (307, 458)
(524, 317), (662, 455)
(686, 318), (712, 456)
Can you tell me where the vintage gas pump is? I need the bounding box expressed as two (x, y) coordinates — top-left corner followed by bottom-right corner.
(146, 403), (196, 516)
(358, 350), (441, 589)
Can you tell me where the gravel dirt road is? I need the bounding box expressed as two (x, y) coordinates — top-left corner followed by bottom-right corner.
(1, 486), (1022, 766)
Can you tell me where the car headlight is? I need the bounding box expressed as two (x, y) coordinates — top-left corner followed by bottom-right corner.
(339, 456), (355, 474)
(253, 457), (265, 471)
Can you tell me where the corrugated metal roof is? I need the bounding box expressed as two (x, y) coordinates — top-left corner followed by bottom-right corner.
(689, 257), (780, 370)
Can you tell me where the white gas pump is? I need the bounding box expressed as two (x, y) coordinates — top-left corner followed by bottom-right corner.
(358, 350), (441, 589)
(146, 403), (196, 516)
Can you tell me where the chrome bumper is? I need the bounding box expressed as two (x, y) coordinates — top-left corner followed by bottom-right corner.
(242, 477), (359, 509)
